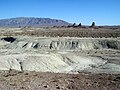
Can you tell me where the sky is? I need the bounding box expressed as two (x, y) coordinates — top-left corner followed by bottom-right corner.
(0, 0), (120, 25)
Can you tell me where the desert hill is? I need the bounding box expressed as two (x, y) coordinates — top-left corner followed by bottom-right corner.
(0, 17), (69, 27)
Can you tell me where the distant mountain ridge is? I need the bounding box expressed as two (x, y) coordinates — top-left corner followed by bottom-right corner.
(0, 17), (70, 27)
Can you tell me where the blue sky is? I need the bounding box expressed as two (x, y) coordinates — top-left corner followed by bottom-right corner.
(0, 0), (120, 25)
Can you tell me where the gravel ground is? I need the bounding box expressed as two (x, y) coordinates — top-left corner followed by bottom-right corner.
(0, 71), (119, 90)
(0, 27), (120, 37)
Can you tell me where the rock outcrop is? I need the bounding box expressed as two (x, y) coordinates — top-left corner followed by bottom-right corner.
(0, 36), (119, 74)
(1, 37), (119, 50)
(90, 22), (96, 28)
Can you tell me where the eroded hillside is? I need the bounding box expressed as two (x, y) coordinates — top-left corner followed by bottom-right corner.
(0, 27), (120, 90)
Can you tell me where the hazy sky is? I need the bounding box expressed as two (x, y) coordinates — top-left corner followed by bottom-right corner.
(0, 0), (120, 25)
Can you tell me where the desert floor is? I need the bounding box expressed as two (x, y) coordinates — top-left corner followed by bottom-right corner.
(0, 27), (119, 90)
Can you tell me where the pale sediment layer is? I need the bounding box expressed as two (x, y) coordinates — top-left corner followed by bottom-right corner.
(0, 36), (119, 74)
(0, 36), (120, 50)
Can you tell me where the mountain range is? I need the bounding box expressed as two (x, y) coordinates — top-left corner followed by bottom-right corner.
(0, 17), (70, 27)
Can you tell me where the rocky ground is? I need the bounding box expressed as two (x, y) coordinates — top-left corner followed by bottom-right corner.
(0, 27), (119, 90)
(0, 71), (120, 90)
(0, 27), (120, 37)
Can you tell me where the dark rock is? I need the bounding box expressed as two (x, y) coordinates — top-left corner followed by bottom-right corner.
(90, 22), (96, 28)
(1, 37), (16, 43)
(78, 23), (82, 27)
